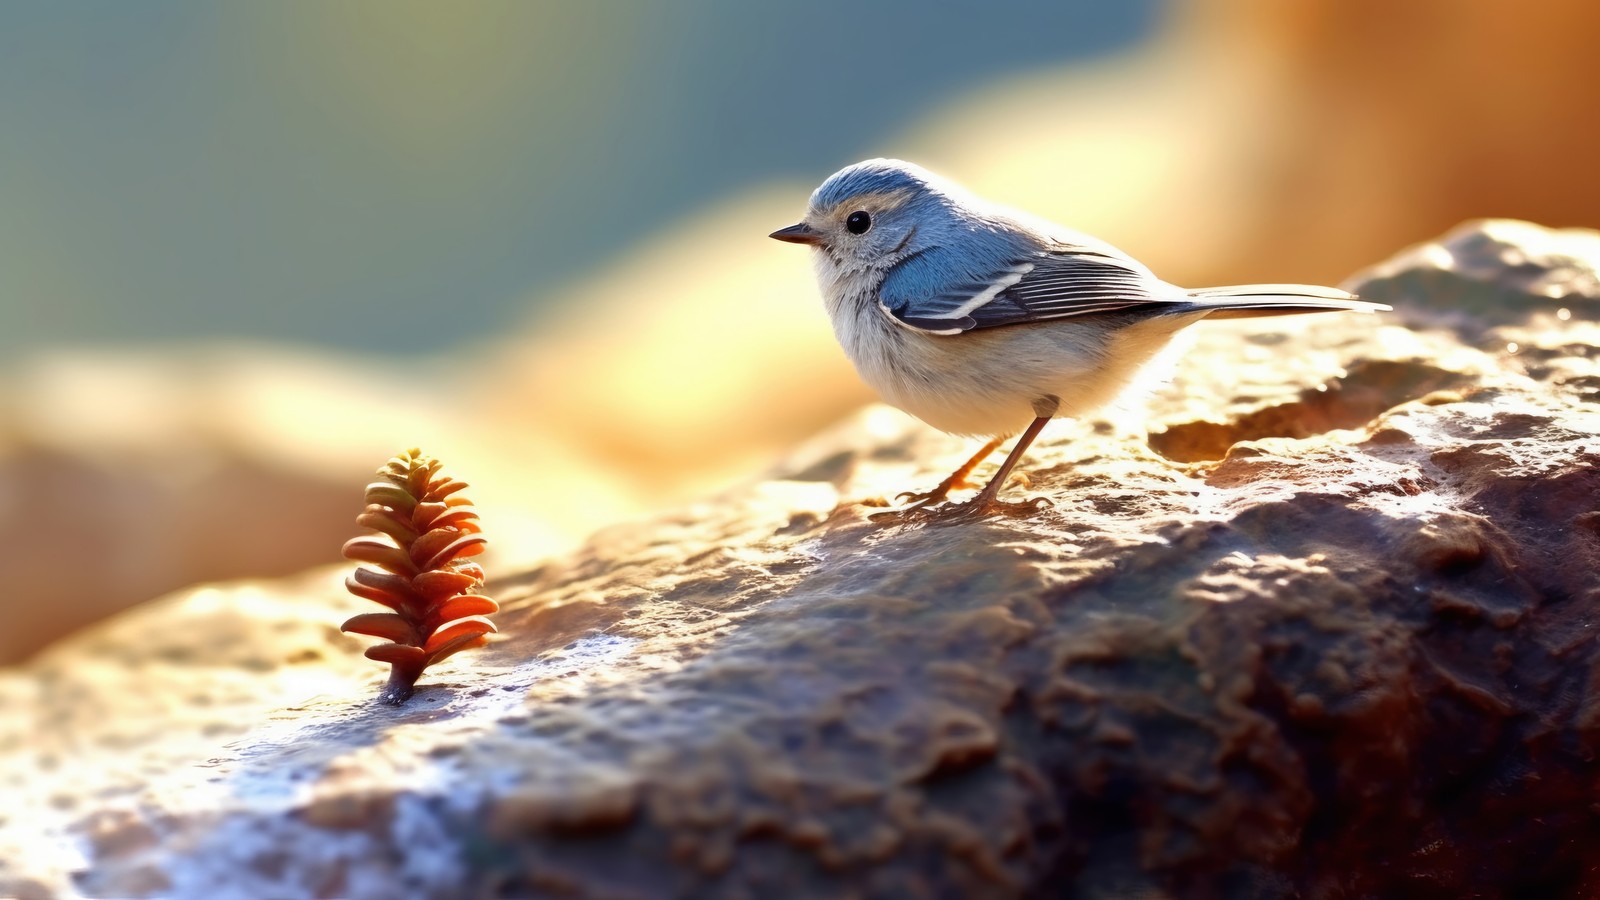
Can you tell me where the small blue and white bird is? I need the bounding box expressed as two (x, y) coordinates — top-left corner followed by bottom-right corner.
(771, 158), (1388, 521)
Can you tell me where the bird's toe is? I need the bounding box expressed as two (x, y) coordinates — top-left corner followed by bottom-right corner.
(869, 494), (1050, 526)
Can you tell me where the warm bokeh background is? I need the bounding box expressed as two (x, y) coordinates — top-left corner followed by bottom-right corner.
(4, 0), (1598, 663)
(0, 1), (1157, 354)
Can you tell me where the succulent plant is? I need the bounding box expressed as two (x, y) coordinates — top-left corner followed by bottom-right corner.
(341, 449), (498, 704)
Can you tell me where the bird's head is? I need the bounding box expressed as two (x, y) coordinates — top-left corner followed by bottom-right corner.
(769, 159), (964, 272)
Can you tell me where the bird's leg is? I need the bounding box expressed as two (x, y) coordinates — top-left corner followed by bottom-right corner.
(872, 416), (1054, 524)
(942, 415), (1053, 518)
(891, 436), (1005, 510)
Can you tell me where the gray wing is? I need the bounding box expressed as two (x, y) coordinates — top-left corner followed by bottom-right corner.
(878, 244), (1180, 335)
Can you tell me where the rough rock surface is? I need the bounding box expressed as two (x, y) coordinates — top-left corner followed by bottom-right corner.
(5, 219), (1600, 898)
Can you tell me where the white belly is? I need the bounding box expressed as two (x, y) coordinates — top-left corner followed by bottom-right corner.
(829, 290), (1199, 437)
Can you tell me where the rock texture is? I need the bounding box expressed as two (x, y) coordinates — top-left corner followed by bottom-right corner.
(5, 219), (1600, 898)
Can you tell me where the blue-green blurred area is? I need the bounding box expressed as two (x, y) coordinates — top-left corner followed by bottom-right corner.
(0, 1), (1159, 354)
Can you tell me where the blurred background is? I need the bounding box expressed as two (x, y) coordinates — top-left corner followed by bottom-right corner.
(0, 1), (1159, 354)
(4, 0), (1598, 663)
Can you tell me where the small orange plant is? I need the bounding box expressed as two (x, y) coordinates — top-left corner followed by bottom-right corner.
(341, 448), (499, 704)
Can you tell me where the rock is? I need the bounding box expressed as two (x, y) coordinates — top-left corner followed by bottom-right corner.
(5, 219), (1600, 897)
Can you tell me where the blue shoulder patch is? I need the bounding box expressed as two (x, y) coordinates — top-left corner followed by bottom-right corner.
(877, 229), (1039, 330)
(880, 240), (1170, 335)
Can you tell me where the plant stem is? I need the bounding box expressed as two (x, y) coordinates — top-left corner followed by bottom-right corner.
(378, 663), (422, 706)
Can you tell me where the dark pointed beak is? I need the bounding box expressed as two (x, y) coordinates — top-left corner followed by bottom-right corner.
(769, 222), (822, 246)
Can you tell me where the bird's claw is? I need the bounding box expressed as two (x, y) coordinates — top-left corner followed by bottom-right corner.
(892, 488), (946, 507)
(892, 476), (977, 508)
(869, 494), (1052, 525)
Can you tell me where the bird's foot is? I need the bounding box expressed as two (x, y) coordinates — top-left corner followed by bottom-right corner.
(889, 468), (987, 510)
(869, 493), (1051, 525)
(890, 481), (968, 510)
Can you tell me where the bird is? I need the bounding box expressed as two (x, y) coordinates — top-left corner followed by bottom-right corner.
(769, 158), (1389, 522)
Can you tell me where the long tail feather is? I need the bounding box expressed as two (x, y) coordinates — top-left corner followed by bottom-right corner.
(1186, 283), (1390, 319)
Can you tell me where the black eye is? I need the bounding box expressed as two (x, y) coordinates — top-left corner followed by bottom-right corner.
(845, 210), (872, 234)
